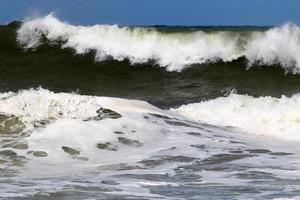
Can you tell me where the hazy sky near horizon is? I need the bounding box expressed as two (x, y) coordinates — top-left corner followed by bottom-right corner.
(0, 0), (298, 26)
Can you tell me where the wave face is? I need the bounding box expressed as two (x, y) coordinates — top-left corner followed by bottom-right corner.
(4, 19), (300, 109)
(174, 94), (300, 141)
(17, 14), (300, 72)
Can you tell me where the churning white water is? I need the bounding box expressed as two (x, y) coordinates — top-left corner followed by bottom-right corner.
(17, 14), (300, 72)
(174, 94), (300, 141)
(1, 89), (300, 199)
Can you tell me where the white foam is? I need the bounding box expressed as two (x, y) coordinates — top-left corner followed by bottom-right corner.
(16, 14), (242, 71)
(0, 88), (198, 171)
(0, 88), (162, 125)
(16, 14), (300, 72)
(173, 94), (300, 141)
(245, 23), (300, 73)
(1, 89), (300, 197)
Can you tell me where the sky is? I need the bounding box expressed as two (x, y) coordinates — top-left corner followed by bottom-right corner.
(0, 0), (298, 26)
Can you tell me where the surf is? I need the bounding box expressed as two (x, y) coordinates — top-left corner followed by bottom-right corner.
(1, 88), (300, 199)
(16, 14), (300, 73)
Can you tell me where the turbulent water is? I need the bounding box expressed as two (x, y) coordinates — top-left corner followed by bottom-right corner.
(17, 14), (300, 72)
(1, 14), (300, 199)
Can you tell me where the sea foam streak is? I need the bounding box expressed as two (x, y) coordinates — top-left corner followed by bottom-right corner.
(17, 14), (300, 72)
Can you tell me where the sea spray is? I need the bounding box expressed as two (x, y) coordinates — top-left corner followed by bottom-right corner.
(17, 14), (300, 72)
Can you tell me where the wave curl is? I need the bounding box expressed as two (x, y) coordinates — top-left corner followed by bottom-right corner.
(17, 14), (300, 72)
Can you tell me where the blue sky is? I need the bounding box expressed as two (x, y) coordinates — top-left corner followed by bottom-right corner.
(0, 0), (298, 26)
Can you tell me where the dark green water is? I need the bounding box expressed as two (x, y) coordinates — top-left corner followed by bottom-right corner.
(1, 22), (300, 108)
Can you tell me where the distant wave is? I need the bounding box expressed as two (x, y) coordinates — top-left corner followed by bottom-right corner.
(17, 14), (300, 72)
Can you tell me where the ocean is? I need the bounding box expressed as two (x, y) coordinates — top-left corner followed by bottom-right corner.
(0, 14), (300, 199)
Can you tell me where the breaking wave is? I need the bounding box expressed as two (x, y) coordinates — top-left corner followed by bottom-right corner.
(174, 94), (300, 141)
(1, 88), (300, 146)
(17, 14), (300, 72)
(2, 88), (300, 199)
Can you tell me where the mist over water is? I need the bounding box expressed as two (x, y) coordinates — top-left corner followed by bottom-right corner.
(0, 14), (300, 199)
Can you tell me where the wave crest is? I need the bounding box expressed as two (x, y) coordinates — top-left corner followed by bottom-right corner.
(246, 23), (300, 71)
(17, 14), (300, 72)
(2, 88), (300, 141)
(174, 94), (300, 141)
